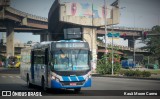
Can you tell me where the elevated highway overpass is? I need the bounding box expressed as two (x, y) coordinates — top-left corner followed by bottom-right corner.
(0, 0), (152, 62)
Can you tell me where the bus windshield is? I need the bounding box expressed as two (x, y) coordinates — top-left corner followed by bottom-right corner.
(51, 49), (89, 71)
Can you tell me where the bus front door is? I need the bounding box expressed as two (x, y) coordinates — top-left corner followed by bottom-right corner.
(31, 51), (34, 81)
(45, 48), (49, 87)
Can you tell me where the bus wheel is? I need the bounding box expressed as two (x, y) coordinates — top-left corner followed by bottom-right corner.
(41, 77), (47, 91)
(27, 74), (32, 88)
(74, 88), (81, 93)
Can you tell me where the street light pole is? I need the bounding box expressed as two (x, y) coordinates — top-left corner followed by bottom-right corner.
(104, 0), (107, 52)
(111, 7), (114, 75)
(104, 0), (114, 75)
(133, 36), (135, 67)
(158, 14), (160, 26)
(133, 13), (136, 67)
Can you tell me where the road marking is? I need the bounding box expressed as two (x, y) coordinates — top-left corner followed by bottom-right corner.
(16, 76), (20, 78)
(1, 76), (6, 78)
(0, 75), (21, 79)
(9, 76), (13, 78)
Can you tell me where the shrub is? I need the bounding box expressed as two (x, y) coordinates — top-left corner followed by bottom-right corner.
(134, 69), (142, 77)
(123, 70), (151, 77)
(113, 62), (121, 74)
(96, 55), (111, 74)
(124, 70), (135, 76)
(118, 69), (127, 75)
(96, 55), (121, 75)
(142, 71), (151, 77)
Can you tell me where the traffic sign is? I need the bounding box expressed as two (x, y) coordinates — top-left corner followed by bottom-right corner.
(107, 33), (113, 37)
(107, 32), (120, 37)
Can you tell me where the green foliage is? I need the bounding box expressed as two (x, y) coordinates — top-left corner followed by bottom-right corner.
(96, 55), (110, 74)
(96, 54), (121, 75)
(124, 70), (135, 76)
(134, 69), (142, 77)
(122, 69), (151, 77)
(142, 25), (160, 64)
(113, 62), (121, 74)
(119, 69), (127, 75)
(142, 71), (151, 77)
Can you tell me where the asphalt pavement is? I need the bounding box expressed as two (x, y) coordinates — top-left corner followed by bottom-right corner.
(0, 67), (160, 99)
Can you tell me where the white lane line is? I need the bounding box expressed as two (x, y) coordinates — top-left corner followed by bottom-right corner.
(16, 76), (21, 78)
(1, 76), (6, 78)
(9, 76), (13, 78)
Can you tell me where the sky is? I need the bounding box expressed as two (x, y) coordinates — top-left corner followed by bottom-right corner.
(6, 0), (160, 47)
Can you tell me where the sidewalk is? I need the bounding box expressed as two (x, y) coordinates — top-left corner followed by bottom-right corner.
(0, 67), (7, 70)
(91, 73), (160, 80)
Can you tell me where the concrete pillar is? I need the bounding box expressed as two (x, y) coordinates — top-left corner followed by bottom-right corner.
(47, 32), (52, 41)
(40, 34), (48, 42)
(83, 27), (97, 71)
(6, 22), (14, 57)
(128, 39), (134, 48)
(40, 31), (52, 42)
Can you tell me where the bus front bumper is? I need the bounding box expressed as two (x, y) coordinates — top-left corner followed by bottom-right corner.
(51, 78), (91, 89)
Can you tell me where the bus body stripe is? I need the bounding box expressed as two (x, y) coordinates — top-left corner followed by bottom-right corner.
(70, 76), (78, 81)
(61, 76), (85, 81)
(78, 76), (85, 81)
(75, 76), (79, 81)
(62, 76), (70, 81)
(68, 77), (71, 81)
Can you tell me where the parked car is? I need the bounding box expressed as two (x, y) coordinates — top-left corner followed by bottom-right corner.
(121, 60), (136, 69)
(145, 64), (159, 69)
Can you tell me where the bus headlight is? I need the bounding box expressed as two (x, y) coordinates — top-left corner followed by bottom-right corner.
(85, 74), (91, 81)
(55, 78), (60, 82)
(51, 76), (60, 82)
(51, 76), (56, 80)
(85, 76), (89, 81)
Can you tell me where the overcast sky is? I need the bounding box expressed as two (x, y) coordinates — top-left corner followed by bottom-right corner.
(8, 0), (160, 45)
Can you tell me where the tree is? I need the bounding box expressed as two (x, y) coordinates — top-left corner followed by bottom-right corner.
(96, 53), (121, 75)
(142, 25), (160, 64)
(27, 40), (32, 44)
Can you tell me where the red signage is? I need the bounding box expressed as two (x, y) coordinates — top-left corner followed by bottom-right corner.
(71, 3), (77, 16)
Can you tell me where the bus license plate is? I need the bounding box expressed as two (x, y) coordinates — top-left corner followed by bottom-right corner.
(70, 83), (77, 86)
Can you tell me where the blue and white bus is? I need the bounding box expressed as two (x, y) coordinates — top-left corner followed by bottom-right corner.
(20, 40), (92, 93)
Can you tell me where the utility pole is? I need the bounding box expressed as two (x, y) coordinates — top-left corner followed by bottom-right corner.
(133, 13), (136, 67)
(104, 0), (107, 53)
(111, 7), (114, 75)
(133, 35), (135, 67)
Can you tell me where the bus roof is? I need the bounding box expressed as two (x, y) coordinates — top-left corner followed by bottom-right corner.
(30, 40), (87, 49)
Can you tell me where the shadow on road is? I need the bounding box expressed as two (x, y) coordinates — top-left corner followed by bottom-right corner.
(29, 84), (85, 96)
(28, 84), (122, 96)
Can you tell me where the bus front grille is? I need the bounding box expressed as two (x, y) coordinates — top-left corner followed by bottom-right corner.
(60, 81), (85, 86)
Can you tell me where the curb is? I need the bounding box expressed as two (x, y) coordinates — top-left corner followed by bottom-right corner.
(91, 74), (160, 81)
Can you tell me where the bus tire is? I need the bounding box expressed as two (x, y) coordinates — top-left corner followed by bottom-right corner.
(74, 88), (81, 93)
(27, 74), (32, 88)
(41, 77), (47, 91)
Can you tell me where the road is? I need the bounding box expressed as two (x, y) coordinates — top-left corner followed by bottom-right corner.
(0, 68), (160, 99)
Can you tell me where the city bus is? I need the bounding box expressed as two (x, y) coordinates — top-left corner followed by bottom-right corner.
(8, 55), (21, 68)
(20, 40), (92, 93)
